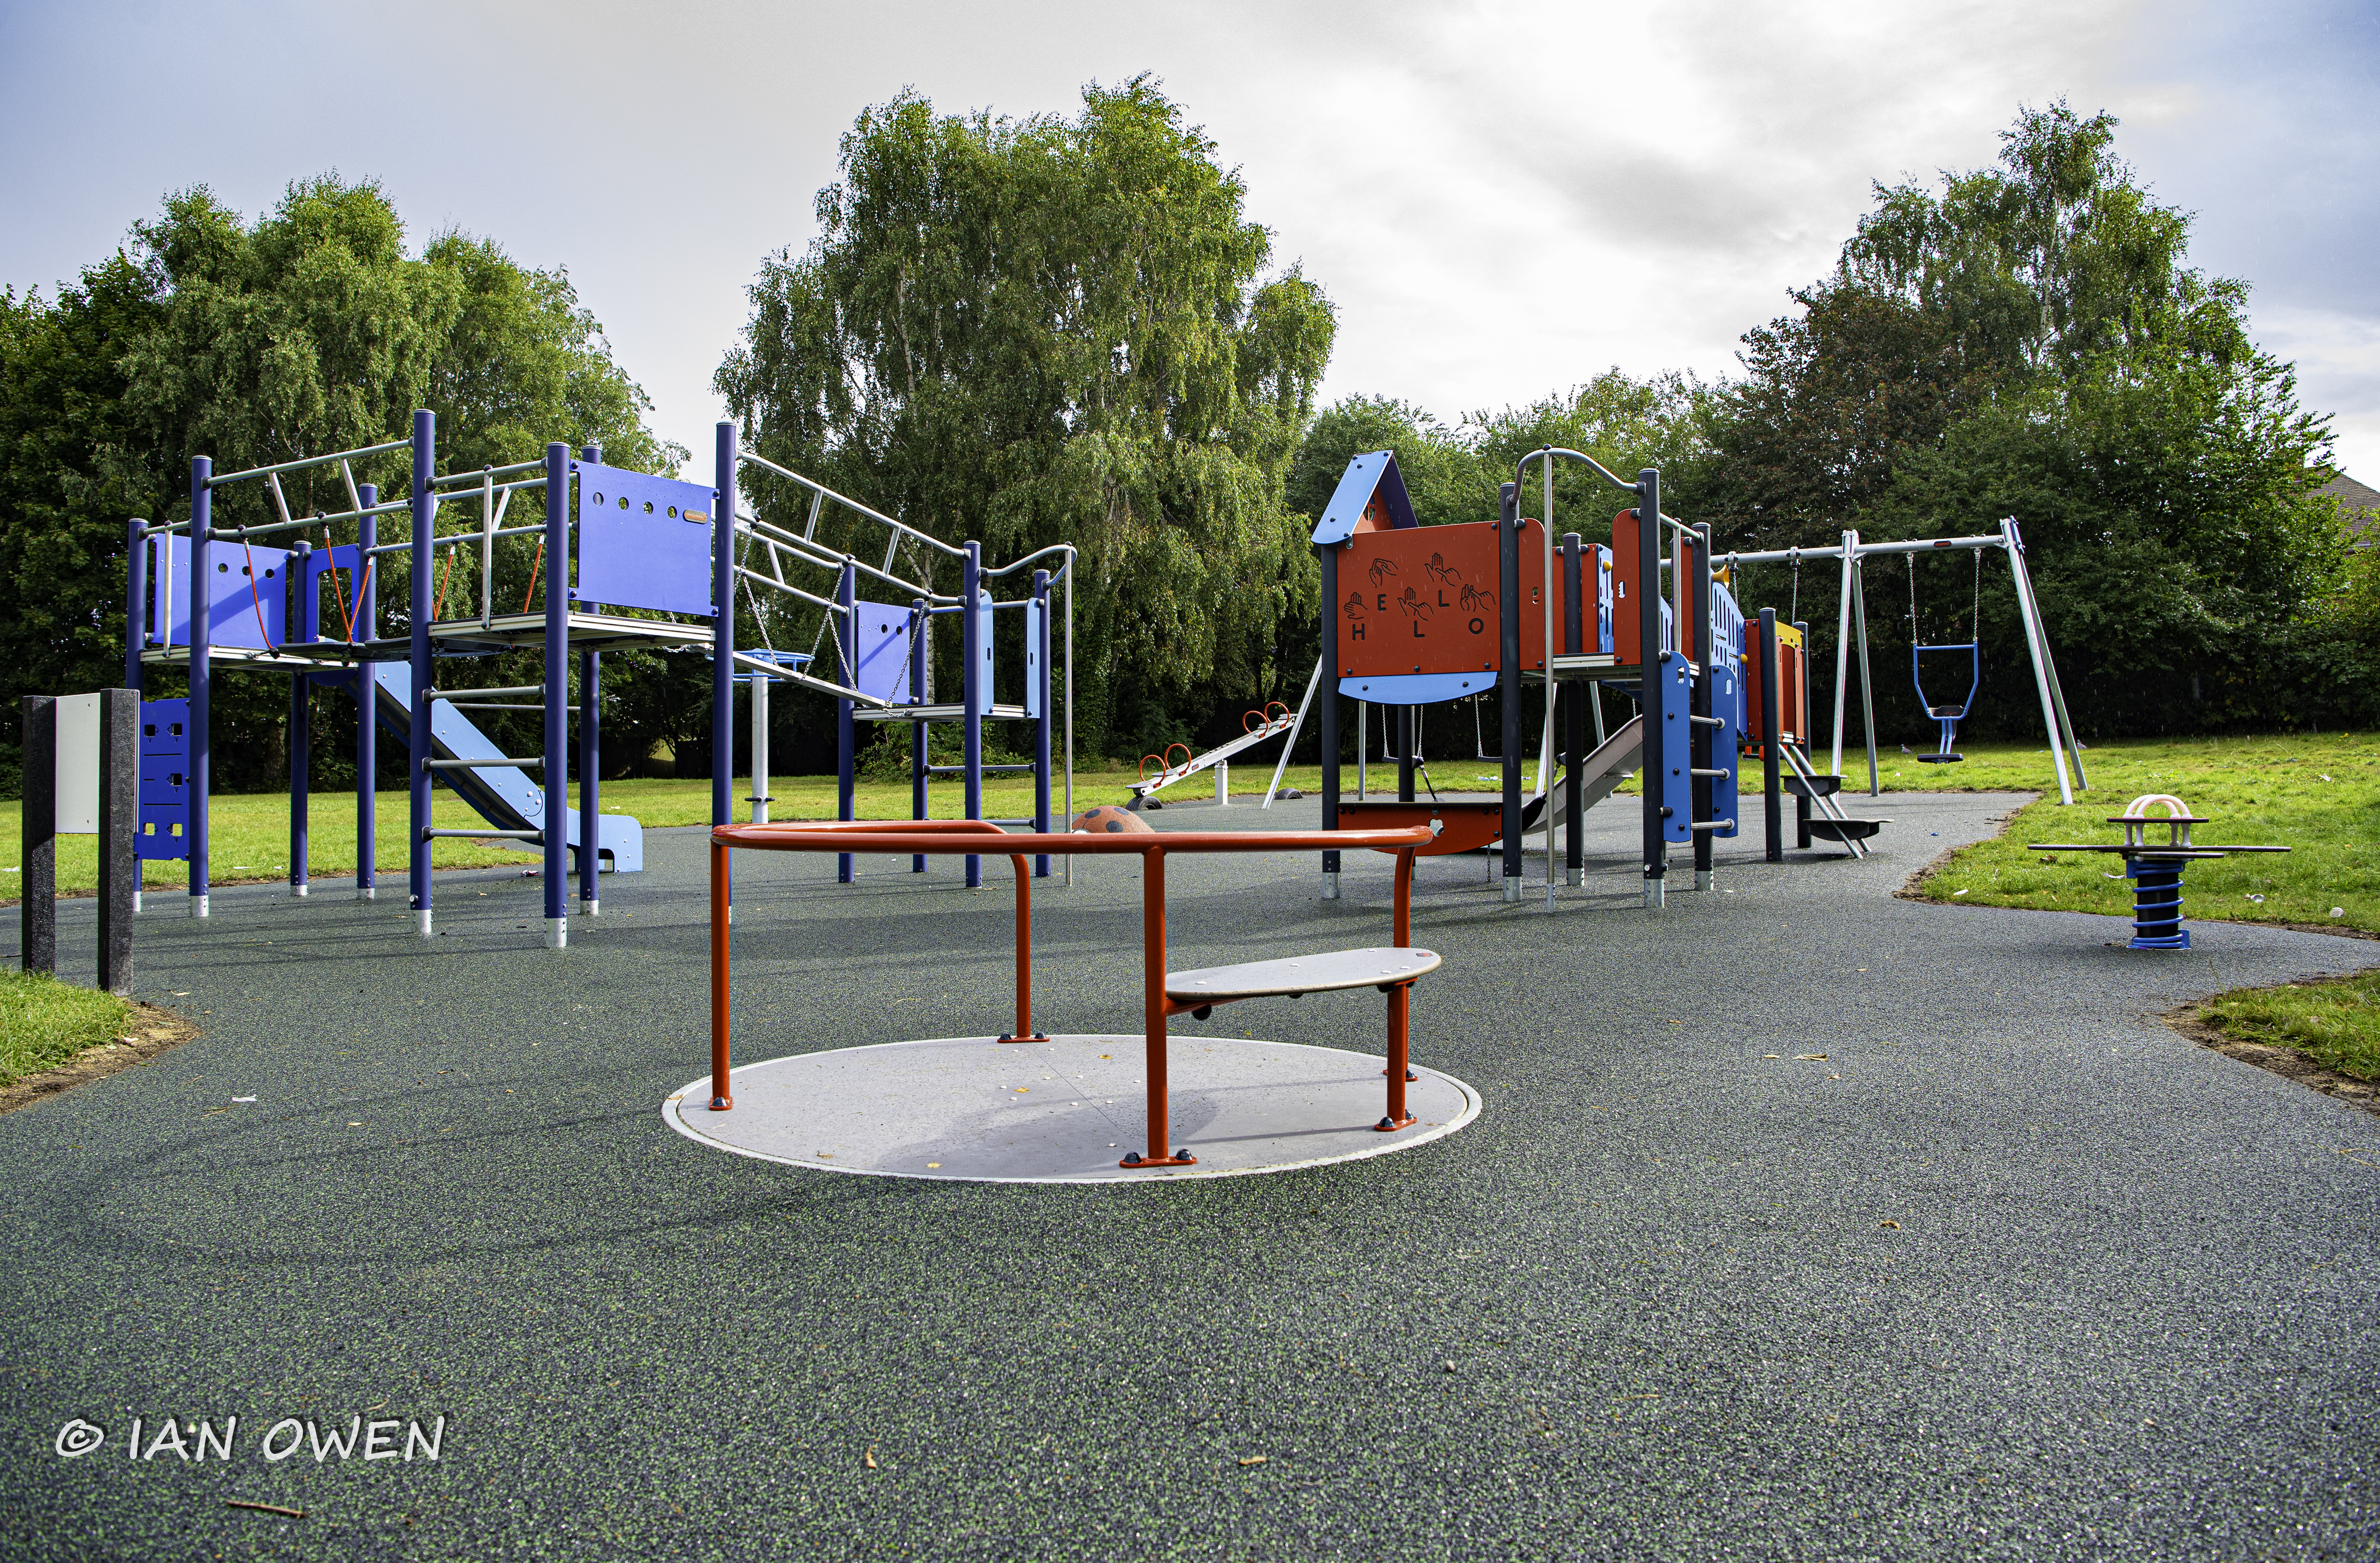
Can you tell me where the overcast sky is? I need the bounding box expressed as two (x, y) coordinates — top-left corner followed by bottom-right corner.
(6, 0), (2375, 485)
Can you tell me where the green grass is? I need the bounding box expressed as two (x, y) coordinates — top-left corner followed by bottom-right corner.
(1885, 733), (2380, 937)
(2200, 970), (2380, 1081)
(0, 763), (1558, 899)
(0, 970), (133, 1086)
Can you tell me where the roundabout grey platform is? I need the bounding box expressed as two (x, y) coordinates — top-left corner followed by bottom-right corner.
(665, 1033), (1480, 1182)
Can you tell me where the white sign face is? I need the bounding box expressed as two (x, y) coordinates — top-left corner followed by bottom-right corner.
(54, 694), (101, 835)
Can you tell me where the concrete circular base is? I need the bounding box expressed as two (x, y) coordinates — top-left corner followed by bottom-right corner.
(664, 1033), (1481, 1183)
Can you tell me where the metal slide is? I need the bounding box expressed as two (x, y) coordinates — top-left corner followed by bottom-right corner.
(1527, 714), (1644, 840)
(335, 662), (643, 873)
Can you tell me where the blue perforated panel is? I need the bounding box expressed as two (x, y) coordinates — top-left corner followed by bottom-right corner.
(573, 461), (718, 617)
(138, 698), (189, 861)
(851, 603), (916, 704)
(148, 535), (290, 649)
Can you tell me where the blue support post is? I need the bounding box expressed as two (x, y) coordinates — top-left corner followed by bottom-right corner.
(909, 596), (928, 875)
(409, 411), (435, 936)
(962, 541), (983, 889)
(836, 561), (857, 883)
(1318, 537), (1339, 897)
(1638, 468), (1666, 909)
(357, 485), (378, 902)
(2126, 858), (2191, 949)
(1032, 568), (1052, 878)
(1689, 521), (1713, 891)
(542, 442), (569, 949)
(290, 539), (313, 898)
(124, 519), (146, 693)
(189, 456), (211, 919)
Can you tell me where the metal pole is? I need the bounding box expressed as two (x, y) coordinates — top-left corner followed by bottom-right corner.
(1498, 481), (1522, 901)
(582, 649), (602, 913)
(2001, 519), (2077, 804)
(1356, 701), (1366, 799)
(748, 669), (770, 824)
(189, 456), (211, 919)
(1850, 565), (1879, 797)
(1760, 609), (1783, 861)
(1637, 469), (1664, 910)
(540, 443), (568, 949)
(1691, 522), (1714, 892)
(836, 561), (857, 884)
(409, 411), (436, 935)
(290, 539), (312, 898)
(1319, 538), (1341, 898)
(910, 597), (928, 875)
(711, 423), (736, 835)
(1033, 568), (1052, 876)
(962, 542), (983, 889)
(1831, 534), (1854, 777)
(357, 485), (377, 903)
(1063, 563), (1073, 888)
(1260, 653), (1322, 808)
(1397, 706), (1415, 802)
(1561, 534), (1584, 888)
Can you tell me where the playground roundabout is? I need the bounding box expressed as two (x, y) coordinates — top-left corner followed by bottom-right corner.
(664, 1033), (1481, 1183)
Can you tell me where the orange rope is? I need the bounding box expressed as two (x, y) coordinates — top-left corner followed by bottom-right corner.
(241, 537), (279, 653)
(523, 537), (544, 614)
(434, 542), (453, 622)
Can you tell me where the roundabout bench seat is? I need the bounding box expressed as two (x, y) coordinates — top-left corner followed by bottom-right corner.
(1167, 947), (1441, 1013)
(705, 818), (1442, 1170)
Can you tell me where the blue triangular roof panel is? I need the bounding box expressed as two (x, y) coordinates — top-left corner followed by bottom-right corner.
(1310, 451), (1418, 546)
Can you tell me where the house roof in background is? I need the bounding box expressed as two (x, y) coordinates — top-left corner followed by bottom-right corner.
(2317, 472), (2378, 545)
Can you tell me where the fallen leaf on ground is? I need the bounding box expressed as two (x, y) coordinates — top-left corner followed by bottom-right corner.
(863, 1447), (877, 1469)
(1795, 1054), (1828, 1061)
(1238, 1455), (1267, 1466)
(1880, 1219), (1901, 1229)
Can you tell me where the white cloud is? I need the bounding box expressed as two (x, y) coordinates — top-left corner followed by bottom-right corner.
(2, 0), (2372, 486)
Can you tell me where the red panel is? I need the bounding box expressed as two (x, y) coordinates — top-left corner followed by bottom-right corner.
(1610, 508), (1644, 663)
(1335, 521), (1545, 679)
(1335, 800), (1507, 856)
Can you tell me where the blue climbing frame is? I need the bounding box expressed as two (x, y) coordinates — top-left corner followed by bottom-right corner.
(719, 425), (1074, 891)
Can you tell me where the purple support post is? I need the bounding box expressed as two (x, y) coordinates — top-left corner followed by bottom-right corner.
(909, 596), (927, 875)
(579, 443), (602, 918)
(580, 648), (600, 915)
(290, 539), (314, 898)
(961, 540), (983, 890)
(711, 422), (735, 833)
(712, 423), (736, 916)
(835, 561), (856, 883)
(1318, 537), (1339, 896)
(1032, 568), (1052, 878)
(124, 519), (146, 693)
(357, 484), (378, 902)
(409, 410), (435, 936)
(189, 456), (211, 919)
(1638, 468), (1666, 910)
(541, 442), (568, 948)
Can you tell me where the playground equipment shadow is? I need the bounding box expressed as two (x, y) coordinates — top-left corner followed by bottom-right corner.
(4, 793), (2378, 1561)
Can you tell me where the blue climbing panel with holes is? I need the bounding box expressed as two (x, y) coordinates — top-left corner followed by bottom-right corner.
(851, 602), (917, 703)
(572, 459), (719, 617)
(1657, 652), (1694, 845)
(138, 697), (191, 861)
(146, 534), (290, 649)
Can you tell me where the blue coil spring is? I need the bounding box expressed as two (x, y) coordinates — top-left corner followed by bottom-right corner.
(2125, 856), (2190, 950)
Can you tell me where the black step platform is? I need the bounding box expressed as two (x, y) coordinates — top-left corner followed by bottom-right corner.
(1804, 817), (1888, 843)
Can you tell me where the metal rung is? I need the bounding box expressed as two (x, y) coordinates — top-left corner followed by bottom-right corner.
(426, 757), (541, 769)
(428, 685), (543, 701)
(1687, 820), (1737, 832)
(444, 703), (548, 711)
(925, 764), (1037, 775)
(424, 828), (541, 840)
(1688, 714), (1724, 727)
(1689, 768), (1730, 777)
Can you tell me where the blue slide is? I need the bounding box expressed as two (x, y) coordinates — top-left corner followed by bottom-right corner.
(321, 663), (643, 873)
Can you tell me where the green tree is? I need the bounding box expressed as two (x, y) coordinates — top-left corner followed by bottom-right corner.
(717, 77), (1336, 760)
(0, 175), (682, 792)
(1701, 101), (2338, 739)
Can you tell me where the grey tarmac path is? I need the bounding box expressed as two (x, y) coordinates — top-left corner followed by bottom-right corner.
(2, 788), (2376, 1561)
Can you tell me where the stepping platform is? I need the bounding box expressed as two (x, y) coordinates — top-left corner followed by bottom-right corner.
(664, 1033), (1480, 1183)
(1805, 817), (1888, 843)
(1168, 948), (1440, 1006)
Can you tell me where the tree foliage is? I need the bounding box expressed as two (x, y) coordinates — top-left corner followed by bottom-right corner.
(1697, 102), (2351, 739)
(718, 77), (1335, 759)
(0, 176), (682, 793)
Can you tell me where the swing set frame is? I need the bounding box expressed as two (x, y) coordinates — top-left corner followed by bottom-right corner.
(1721, 518), (2086, 804)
